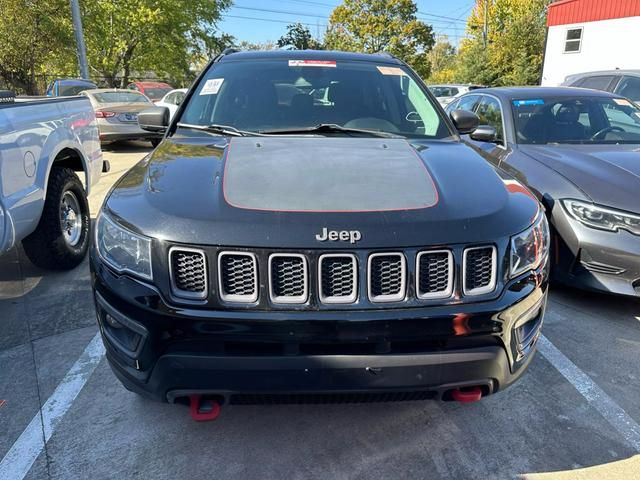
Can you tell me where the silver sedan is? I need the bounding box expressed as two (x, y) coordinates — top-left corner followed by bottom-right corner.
(80, 89), (162, 146)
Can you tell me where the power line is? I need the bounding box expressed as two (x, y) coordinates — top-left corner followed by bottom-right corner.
(232, 5), (329, 19)
(222, 14), (327, 28)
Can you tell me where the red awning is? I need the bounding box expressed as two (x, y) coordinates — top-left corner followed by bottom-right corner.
(547, 0), (640, 26)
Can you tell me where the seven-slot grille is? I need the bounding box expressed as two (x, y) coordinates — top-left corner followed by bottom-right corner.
(463, 246), (497, 295)
(168, 245), (499, 305)
(169, 248), (207, 299)
(218, 252), (258, 302)
(269, 254), (308, 303)
(318, 254), (358, 303)
(368, 253), (406, 302)
(416, 250), (453, 299)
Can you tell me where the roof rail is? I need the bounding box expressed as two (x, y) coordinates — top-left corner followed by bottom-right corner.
(375, 51), (396, 59)
(213, 47), (241, 63)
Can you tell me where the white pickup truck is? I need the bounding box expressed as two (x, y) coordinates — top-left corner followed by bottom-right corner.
(0, 90), (105, 269)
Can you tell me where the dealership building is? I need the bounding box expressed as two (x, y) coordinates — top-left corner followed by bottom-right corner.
(541, 0), (640, 86)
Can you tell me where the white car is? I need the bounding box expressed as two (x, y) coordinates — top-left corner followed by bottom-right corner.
(429, 84), (485, 107)
(155, 88), (187, 120)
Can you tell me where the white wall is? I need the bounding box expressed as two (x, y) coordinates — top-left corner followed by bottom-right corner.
(541, 16), (640, 86)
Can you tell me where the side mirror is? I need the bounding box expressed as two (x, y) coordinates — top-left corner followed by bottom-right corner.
(470, 125), (498, 143)
(138, 106), (169, 132)
(449, 109), (479, 135)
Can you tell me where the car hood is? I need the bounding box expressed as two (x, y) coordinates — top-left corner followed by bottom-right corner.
(105, 134), (539, 248)
(520, 144), (640, 213)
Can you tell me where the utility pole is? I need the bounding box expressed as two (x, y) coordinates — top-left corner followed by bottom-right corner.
(483, 0), (489, 48)
(70, 0), (89, 80)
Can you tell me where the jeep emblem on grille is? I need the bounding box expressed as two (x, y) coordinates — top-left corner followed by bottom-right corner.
(315, 228), (362, 244)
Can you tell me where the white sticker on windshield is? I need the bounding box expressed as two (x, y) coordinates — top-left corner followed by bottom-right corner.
(200, 78), (224, 95)
(613, 98), (632, 107)
(376, 66), (405, 76)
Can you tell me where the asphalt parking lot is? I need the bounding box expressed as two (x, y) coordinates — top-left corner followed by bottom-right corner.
(1, 142), (639, 480)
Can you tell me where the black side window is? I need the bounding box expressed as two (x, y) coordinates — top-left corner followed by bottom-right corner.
(577, 75), (615, 92)
(614, 76), (640, 103)
(476, 96), (504, 143)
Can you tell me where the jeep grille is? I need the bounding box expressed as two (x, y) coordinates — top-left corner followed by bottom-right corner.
(368, 253), (406, 302)
(269, 254), (308, 303)
(416, 250), (453, 299)
(169, 248), (207, 299)
(318, 254), (358, 304)
(463, 246), (497, 295)
(218, 252), (258, 302)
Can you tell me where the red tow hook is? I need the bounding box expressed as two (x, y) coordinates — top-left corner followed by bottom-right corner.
(451, 387), (483, 403)
(189, 395), (221, 421)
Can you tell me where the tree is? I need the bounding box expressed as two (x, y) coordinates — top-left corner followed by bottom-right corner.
(277, 23), (322, 50)
(427, 36), (457, 83)
(0, 0), (74, 94)
(80, 0), (232, 87)
(236, 40), (278, 51)
(324, 0), (435, 79)
(456, 0), (550, 86)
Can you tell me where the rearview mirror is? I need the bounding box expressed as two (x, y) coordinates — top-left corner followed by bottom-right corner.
(138, 106), (169, 132)
(470, 125), (498, 143)
(449, 109), (480, 135)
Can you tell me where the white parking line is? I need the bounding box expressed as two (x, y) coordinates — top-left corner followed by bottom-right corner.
(0, 333), (105, 480)
(538, 334), (640, 452)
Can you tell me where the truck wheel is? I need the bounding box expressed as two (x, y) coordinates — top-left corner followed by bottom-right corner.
(22, 167), (90, 270)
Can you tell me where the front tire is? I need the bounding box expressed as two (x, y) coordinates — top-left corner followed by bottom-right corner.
(22, 167), (90, 270)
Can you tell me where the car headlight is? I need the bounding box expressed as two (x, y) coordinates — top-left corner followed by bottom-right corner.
(563, 199), (640, 236)
(510, 213), (550, 278)
(96, 212), (152, 279)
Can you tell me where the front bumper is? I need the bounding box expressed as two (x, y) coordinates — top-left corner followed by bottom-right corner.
(91, 250), (548, 404)
(552, 209), (640, 297)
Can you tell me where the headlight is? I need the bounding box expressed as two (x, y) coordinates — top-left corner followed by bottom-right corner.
(510, 213), (549, 278)
(96, 212), (152, 279)
(563, 199), (640, 236)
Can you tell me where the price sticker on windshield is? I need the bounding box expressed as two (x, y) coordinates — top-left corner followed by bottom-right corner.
(376, 66), (405, 76)
(288, 60), (336, 67)
(613, 98), (632, 107)
(200, 78), (224, 95)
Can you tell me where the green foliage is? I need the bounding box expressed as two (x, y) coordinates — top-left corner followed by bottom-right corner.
(426, 36), (457, 83)
(0, 0), (74, 94)
(80, 0), (233, 87)
(277, 23), (323, 50)
(324, 0), (435, 79)
(456, 0), (549, 86)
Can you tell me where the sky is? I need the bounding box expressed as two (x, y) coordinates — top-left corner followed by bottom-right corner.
(218, 0), (476, 46)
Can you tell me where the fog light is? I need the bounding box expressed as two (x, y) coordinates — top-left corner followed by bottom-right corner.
(105, 314), (122, 329)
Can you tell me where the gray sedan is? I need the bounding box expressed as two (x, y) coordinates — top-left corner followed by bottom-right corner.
(446, 86), (640, 297)
(80, 89), (162, 146)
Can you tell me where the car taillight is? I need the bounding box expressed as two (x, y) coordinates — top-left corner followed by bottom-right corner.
(95, 111), (116, 118)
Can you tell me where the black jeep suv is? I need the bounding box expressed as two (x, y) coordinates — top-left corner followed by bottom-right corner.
(91, 50), (549, 413)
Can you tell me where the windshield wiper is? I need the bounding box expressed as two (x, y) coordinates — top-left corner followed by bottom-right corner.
(259, 123), (404, 138)
(177, 122), (258, 137)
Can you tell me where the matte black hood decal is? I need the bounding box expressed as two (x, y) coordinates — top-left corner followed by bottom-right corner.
(223, 137), (438, 212)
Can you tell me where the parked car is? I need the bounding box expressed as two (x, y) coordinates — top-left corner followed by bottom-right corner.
(0, 90), (104, 269)
(126, 81), (173, 103)
(91, 50), (549, 417)
(80, 89), (162, 146)
(429, 84), (485, 107)
(562, 70), (640, 104)
(46, 78), (97, 97)
(447, 86), (640, 297)
(155, 88), (187, 120)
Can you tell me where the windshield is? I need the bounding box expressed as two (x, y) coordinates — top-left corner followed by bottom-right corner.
(59, 83), (96, 96)
(143, 87), (172, 100)
(93, 91), (151, 103)
(429, 86), (458, 98)
(513, 96), (640, 144)
(180, 59), (453, 139)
